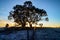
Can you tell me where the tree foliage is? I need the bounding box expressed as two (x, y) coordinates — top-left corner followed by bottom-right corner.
(8, 1), (49, 27)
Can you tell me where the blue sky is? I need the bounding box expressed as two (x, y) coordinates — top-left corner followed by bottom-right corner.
(0, 0), (60, 26)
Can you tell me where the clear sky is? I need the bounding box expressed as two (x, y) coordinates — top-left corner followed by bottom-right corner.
(0, 0), (60, 27)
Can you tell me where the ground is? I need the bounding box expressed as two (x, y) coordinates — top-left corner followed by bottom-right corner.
(0, 27), (60, 40)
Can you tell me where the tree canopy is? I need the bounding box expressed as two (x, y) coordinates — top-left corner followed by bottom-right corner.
(8, 1), (49, 27)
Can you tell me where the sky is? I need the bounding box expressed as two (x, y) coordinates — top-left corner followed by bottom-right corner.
(0, 0), (60, 27)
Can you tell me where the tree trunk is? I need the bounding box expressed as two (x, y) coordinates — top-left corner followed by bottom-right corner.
(22, 22), (26, 28)
(29, 22), (32, 28)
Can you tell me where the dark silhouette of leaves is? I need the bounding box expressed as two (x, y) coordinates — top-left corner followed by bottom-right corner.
(8, 1), (49, 27)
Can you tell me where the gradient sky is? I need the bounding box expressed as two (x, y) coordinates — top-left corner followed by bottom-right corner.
(0, 0), (60, 27)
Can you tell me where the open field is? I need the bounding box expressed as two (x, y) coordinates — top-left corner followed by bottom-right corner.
(0, 27), (60, 40)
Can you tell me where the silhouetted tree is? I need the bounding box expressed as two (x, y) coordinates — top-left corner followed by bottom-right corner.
(8, 1), (48, 27)
(5, 24), (9, 28)
(39, 23), (43, 28)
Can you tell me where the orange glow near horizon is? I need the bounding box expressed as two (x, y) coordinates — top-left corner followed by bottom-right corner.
(0, 20), (60, 28)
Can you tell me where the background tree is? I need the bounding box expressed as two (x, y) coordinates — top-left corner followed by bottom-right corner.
(8, 1), (49, 27)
